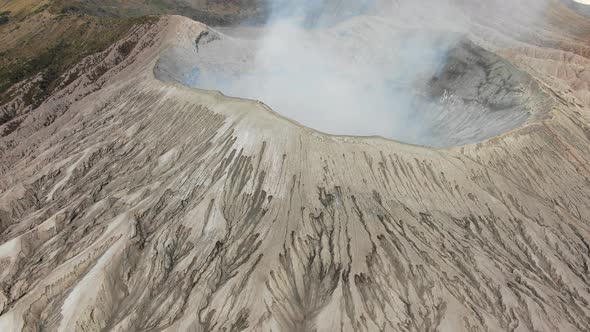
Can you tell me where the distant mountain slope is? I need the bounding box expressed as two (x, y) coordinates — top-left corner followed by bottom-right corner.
(0, 0), (267, 132)
(50, 0), (263, 25)
(0, 7), (151, 136)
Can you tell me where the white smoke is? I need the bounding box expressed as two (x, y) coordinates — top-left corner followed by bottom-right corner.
(187, 0), (552, 144)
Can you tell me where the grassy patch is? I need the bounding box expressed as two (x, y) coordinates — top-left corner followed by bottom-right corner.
(49, 0), (264, 25)
(32, 4), (50, 15)
(0, 13), (152, 111)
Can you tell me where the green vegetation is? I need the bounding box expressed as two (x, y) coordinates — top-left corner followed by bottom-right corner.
(0, 12), (152, 111)
(50, 0), (264, 26)
(32, 4), (50, 15)
(0, 0), (265, 136)
(0, 0), (262, 130)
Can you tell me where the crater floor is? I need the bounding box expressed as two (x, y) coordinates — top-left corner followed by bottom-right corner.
(155, 18), (551, 147)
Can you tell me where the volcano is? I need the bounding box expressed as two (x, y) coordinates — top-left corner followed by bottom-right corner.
(0, 1), (590, 331)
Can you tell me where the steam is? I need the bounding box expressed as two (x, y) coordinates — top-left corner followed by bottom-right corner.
(186, 0), (551, 144)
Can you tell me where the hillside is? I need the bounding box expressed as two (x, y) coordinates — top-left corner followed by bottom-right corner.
(0, 2), (155, 135)
(0, 0), (589, 331)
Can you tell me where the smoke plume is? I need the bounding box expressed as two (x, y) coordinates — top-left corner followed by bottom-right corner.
(186, 0), (552, 145)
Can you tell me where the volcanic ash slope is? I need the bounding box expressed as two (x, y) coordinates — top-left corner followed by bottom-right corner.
(0, 14), (590, 332)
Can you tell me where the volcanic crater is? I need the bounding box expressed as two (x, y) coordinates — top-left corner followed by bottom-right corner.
(155, 22), (552, 147)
